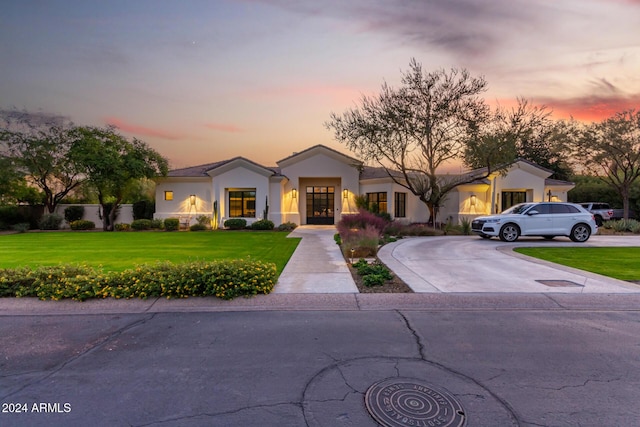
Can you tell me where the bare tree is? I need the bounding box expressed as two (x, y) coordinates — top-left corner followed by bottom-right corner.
(574, 109), (640, 219)
(326, 59), (491, 223)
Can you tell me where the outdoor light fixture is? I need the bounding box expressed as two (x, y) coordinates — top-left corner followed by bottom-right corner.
(343, 189), (349, 199)
(189, 194), (197, 206)
(470, 195), (476, 206)
(292, 188), (297, 199)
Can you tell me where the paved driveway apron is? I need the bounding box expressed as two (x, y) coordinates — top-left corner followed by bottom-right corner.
(377, 235), (640, 293)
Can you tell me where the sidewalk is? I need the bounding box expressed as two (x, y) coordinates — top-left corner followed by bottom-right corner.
(272, 225), (358, 293)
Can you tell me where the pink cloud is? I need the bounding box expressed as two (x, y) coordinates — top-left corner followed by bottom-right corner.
(534, 95), (640, 122)
(204, 123), (243, 133)
(488, 95), (640, 123)
(105, 117), (182, 140)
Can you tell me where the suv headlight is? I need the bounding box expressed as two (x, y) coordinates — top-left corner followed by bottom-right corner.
(485, 219), (501, 223)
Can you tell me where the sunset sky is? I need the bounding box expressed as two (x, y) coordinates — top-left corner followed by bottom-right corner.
(1, 0), (639, 169)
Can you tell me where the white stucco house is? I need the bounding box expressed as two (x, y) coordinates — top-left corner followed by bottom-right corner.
(153, 144), (574, 227)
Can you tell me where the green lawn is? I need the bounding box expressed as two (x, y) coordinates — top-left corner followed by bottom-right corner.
(0, 231), (300, 274)
(515, 247), (640, 281)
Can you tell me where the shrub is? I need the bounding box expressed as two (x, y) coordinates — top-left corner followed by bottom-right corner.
(189, 223), (207, 231)
(363, 274), (387, 287)
(277, 222), (297, 231)
(341, 224), (382, 258)
(337, 208), (390, 236)
(0, 259), (278, 301)
(196, 215), (211, 227)
(132, 200), (155, 220)
(607, 218), (640, 233)
(352, 258), (393, 287)
(150, 219), (163, 229)
(334, 233), (342, 245)
(115, 223), (131, 231)
(11, 223), (30, 233)
(224, 218), (247, 230)
(0, 206), (26, 230)
(131, 219), (153, 230)
(460, 218), (472, 235)
(164, 218), (180, 231)
(251, 219), (274, 230)
(39, 213), (63, 230)
(64, 205), (85, 223)
(70, 220), (95, 230)
(396, 223), (442, 237)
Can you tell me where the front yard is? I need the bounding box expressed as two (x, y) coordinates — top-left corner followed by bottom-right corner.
(0, 231), (300, 274)
(514, 246), (640, 281)
(0, 231), (301, 300)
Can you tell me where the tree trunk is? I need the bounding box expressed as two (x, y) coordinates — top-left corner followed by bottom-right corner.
(622, 186), (630, 220)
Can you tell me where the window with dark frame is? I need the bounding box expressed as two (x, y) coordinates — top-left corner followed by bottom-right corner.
(366, 192), (388, 213)
(164, 191), (173, 201)
(501, 191), (526, 211)
(394, 192), (406, 217)
(229, 190), (256, 217)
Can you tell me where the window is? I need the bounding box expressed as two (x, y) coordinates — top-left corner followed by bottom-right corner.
(394, 192), (406, 217)
(229, 190), (256, 217)
(367, 192), (387, 213)
(164, 191), (173, 201)
(550, 203), (579, 214)
(502, 191), (526, 211)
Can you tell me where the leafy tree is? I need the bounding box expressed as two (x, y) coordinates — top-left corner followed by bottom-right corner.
(573, 109), (640, 219)
(464, 98), (573, 180)
(326, 59), (491, 224)
(70, 126), (169, 231)
(0, 152), (26, 204)
(0, 109), (83, 212)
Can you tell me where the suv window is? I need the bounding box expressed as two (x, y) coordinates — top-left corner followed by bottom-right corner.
(550, 204), (580, 214)
(532, 203), (551, 214)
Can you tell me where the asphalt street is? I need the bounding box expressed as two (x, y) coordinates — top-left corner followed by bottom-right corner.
(2, 299), (640, 427)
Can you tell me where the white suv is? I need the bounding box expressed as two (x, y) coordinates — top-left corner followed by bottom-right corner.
(471, 202), (598, 242)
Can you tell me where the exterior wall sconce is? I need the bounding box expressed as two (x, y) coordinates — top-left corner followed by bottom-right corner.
(343, 189), (349, 199)
(470, 195), (476, 206)
(292, 188), (297, 199)
(189, 194), (197, 206)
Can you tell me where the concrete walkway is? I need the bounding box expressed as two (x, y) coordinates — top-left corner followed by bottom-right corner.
(273, 225), (358, 293)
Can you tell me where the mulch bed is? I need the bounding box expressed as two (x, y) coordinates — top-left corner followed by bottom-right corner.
(347, 263), (413, 293)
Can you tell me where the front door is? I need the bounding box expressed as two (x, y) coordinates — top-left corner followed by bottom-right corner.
(306, 186), (335, 225)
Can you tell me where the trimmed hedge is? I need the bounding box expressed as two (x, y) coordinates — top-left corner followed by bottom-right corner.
(70, 220), (95, 230)
(131, 219), (152, 230)
(224, 218), (247, 230)
(0, 259), (277, 301)
(164, 218), (180, 231)
(250, 219), (274, 230)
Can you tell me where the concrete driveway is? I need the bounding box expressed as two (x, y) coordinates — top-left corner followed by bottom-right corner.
(378, 235), (640, 293)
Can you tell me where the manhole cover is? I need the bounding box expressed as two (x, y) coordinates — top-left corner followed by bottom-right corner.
(365, 377), (466, 427)
(536, 279), (584, 287)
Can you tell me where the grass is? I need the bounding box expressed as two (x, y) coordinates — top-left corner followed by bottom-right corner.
(0, 231), (300, 274)
(515, 247), (640, 281)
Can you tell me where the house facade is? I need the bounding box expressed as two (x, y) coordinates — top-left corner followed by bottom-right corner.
(154, 145), (574, 227)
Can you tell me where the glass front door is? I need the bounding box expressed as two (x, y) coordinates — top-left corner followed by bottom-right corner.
(306, 186), (335, 224)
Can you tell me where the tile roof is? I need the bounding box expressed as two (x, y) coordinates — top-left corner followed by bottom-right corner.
(168, 157), (279, 177)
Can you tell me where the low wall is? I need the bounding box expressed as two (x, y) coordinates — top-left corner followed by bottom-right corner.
(54, 204), (135, 229)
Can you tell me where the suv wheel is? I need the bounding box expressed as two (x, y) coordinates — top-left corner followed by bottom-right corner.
(499, 223), (520, 242)
(570, 223), (591, 242)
